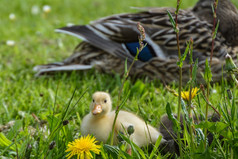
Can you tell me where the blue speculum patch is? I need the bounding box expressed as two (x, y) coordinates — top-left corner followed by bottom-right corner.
(125, 41), (155, 62)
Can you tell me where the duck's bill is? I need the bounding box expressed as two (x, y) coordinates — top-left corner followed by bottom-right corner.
(92, 104), (102, 115)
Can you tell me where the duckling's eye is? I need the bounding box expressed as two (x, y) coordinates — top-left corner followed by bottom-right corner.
(93, 99), (95, 102)
(104, 99), (107, 103)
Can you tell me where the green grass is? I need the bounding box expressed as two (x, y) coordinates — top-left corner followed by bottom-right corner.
(0, 0), (238, 158)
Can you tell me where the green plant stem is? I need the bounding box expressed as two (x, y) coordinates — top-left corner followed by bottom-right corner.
(206, 0), (218, 147)
(110, 59), (136, 145)
(188, 63), (194, 152)
(205, 83), (209, 147)
(50, 81), (60, 132)
(209, 21), (215, 66)
(174, 0), (183, 157)
(209, 0), (218, 66)
(15, 139), (19, 159)
(138, 105), (152, 143)
(231, 74), (238, 86)
(200, 85), (220, 116)
(231, 149), (233, 159)
(160, 122), (179, 144)
(215, 135), (226, 158)
(110, 23), (146, 145)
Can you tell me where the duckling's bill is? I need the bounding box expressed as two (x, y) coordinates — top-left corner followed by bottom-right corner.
(92, 104), (102, 115)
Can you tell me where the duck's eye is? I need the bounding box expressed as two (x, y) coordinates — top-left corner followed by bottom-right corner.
(93, 99), (95, 102)
(104, 99), (107, 103)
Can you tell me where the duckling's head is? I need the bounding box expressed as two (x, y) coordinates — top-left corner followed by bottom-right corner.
(90, 92), (112, 117)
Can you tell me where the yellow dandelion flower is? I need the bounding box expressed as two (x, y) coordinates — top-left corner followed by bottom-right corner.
(181, 87), (199, 101)
(65, 135), (101, 159)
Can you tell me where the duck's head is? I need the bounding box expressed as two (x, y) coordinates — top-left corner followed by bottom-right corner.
(90, 92), (112, 117)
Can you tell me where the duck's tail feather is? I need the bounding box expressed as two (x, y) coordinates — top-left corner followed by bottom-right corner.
(33, 63), (93, 77)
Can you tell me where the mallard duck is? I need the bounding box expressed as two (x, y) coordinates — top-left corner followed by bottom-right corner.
(34, 6), (238, 83)
(81, 91), (165, 147)
(193, 0), (238, 46)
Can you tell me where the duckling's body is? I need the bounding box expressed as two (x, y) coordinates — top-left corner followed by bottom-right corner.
(81, 92), (164, 147)
(81, 110), (116, 143)
(115, 110), (161, 146)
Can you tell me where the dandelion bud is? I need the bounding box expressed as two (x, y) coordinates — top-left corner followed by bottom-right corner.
(127, 125), (135, 135)
(49, 141), (56, 150)
(63, 120), (69, 125)
(225, 53), (237, 72)
(227, 89), (233, 100)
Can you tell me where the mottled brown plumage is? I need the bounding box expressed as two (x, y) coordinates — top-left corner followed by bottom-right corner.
(34, 5), (238, 83)
(193, 0), (238, 46)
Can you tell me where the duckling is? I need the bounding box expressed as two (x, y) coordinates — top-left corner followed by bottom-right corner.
(81, 91), (166, 147)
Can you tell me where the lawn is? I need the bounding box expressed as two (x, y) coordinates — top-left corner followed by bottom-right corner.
(0, 0), (238, 158)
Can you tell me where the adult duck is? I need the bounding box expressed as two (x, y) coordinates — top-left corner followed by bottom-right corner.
(34, 6), (238, 83)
